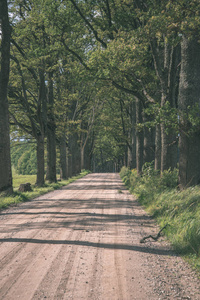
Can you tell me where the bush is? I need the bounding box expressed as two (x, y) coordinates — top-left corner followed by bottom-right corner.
(160, 168), (178, 189)
(119, 166), (131, 178)
(129, 169), (139, 190)
(119, 166), (131, 187)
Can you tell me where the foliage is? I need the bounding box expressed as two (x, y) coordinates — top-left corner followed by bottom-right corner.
(11, 141), (37, 175)
(119, 166), (131, 186)
(120, 165), (200, 272)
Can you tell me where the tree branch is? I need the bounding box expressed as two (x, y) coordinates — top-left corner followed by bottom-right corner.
(9, 112), (32, 135)
(69, 0), (107, 48)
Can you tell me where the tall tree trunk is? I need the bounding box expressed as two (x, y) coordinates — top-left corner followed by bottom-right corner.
(124, 147), (128, 167)
(59, 134), (68, 180)
(84, 141), (92, 171)
(154, 124), (161, 171)
(135, 98), (144, 175)
(0, 0), (12, 193)
(68, 153), (72, 178)
(81, 147), (84, 170)
(68, 133), (81, 176)
(36, 134), (45, 186)
(46, 127), (57, 182)
(151, 40), (180, 172)
(178, 36), (200, 188)
(160, 118), (177, 172)
(143, 114), (155, 164)
(46, 72), (57, 182)
(127, 101), (136, 169)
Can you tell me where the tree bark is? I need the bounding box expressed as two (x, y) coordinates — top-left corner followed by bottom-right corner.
(36, 134), (45, 186)
(160, 126), (177, 172)
(154, 124), (161, 171)
(143, 114), (155, 164)
(81, 147), (84, 170)
(35, 69), (47, 185)
(59, 134), (68, 180)
(46, 127), (57, 182)
(46, 72), (57, 182)
(68, 133), (81, 176)
(0, 0), (12, 193)
(135, 98), (144, 175)
(178, 36), (200, 188)
(127, 101), (136, 169)
(68, 153), (73, 178)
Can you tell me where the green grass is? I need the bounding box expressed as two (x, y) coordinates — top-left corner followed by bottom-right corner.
(0, 170), (91, 211)
(120, 166), (200, 274)
(13, 173), (37, 189)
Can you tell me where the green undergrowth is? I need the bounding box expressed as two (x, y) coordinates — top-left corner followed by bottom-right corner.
(120, 164), (200, 274)
(0, 169), (91, 211)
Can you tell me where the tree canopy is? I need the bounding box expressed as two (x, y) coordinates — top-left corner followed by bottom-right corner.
(1, 0), (200, 190)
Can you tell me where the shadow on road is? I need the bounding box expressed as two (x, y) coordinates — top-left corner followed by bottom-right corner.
(0, 237), (175, 256)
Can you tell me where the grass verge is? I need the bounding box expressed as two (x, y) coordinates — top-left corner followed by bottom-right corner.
(0, 170), (91, 211)
(120, 165), (200, 274)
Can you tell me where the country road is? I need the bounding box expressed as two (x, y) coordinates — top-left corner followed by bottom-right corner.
(0, 173), (199, 300)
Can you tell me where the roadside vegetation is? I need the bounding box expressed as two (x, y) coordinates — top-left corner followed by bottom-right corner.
(0, 169), (90, 211)
(120, 165), (200, 273)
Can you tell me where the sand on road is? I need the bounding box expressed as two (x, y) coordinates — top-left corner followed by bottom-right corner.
(0, 173), (199, 300)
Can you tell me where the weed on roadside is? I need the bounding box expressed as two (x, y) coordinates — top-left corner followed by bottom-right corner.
(120, 165), (200, 273)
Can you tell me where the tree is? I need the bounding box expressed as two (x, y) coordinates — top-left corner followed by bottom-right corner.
(178, 35), (200, 188)
(67, 0), (163, 174)
(9, 0), (63, 185)
(158, 0), (200, 187)
(0, 0), (12, 193)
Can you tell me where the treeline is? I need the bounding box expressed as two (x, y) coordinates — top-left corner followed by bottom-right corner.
(1, 0), (200, 192)
(11, 141), (37, 175)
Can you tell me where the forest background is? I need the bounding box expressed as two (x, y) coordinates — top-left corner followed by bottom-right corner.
(1, 0), (200, 190)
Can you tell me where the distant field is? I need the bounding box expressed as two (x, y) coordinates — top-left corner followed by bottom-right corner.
(0, 170), (90, 210)
(13, 173), (37, 189)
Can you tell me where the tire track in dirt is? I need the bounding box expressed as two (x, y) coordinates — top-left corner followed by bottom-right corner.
(0, 209), (83, 299)
(31, 229), (75, 299)
(0, 183), (92, 270)
(0, 177), (95, 299)
(31, 185), (102, 299)
(55, 195), (105, 299)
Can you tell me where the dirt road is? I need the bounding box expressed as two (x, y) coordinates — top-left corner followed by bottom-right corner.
(0, 173), (199, 300)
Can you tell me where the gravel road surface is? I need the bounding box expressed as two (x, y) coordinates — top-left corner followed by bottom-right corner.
(0, 173), (199, 300)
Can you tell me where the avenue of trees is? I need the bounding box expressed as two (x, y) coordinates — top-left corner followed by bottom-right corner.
(0, 0), (200, 192)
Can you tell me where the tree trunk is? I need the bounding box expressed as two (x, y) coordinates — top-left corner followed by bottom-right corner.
(68, 153), (72, 178)
(151, 40), (180, 172)
(143, 114), (155, 164)
(124, 147), (128, 167)
(46, 72), (57, 182)
(81, 147), (84, 170)
(178, 36), (200, 188)
(0, 0), (12, 193)
(36, 134), (45, 186)
(68, 133), (81, 176)
(46, 127), (57, 182)
(135, 98), (144, 175)
(59, 134), (68, 180)
(160, 121), (177, 172)
(154, 124), (161, 171)
(127, 101), (136, 169)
